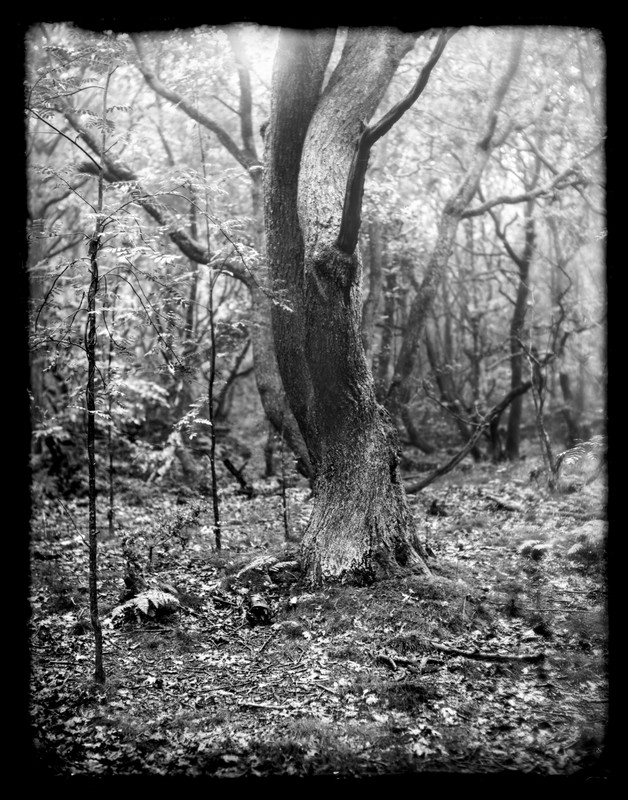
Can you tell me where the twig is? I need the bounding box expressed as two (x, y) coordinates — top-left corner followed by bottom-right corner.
(315, 682), (337, 695)
(481, 492), (524, 513)
(256, 630), (279, 657)
(375, 654), (397, 670)
(237, 700), (285, 710)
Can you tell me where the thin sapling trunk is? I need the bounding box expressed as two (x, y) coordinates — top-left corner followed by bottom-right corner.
(87, 229), (105, 684)
(528, 346), (558, 490)
(85, 67), (116, 685)
(105, 280), (118, 538)
(208, 269), (221, 550)
(198, 125), (222, 551)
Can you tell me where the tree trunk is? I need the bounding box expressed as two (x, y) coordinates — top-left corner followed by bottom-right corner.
(559, 370), (581, 446)
(400, 404), (435, 454)
(362, 221), (384, 360)
(375, 268), (397, 400)
(503, 208), (536, 460)
(505, 272), (529, 459)
(425, 325), (483, 461)
(249, 281), (313, 478)
(266, 28), (434, 586)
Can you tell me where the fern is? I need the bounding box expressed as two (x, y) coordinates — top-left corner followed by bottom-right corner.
(566, 520), (606, 565)
(555, 435), (606, 477)
(110, 589), (180, 625)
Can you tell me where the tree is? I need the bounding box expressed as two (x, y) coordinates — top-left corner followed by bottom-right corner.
(265, 28), (452, 585)
(374, 28), (602, 464)
(488, 166), (539, 461)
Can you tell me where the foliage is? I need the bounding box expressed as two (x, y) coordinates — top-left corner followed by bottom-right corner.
(556, 435), (606, 478)
(110, 589), (181, 625)
(26, 24), (605, 478)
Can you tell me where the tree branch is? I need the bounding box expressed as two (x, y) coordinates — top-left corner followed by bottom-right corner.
(461, 171), (580, 218)
(130, 34), (261, 174)
(61, 106), (250, 284)
(225, 27), (259, 161)
(461, 140), (601, 219)
(336, 29), (455, 254)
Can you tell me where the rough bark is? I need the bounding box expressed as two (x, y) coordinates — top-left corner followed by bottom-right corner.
(266, 28), (436, 585)
(361, 221), (384, 359)
(264, 29), (336, 469)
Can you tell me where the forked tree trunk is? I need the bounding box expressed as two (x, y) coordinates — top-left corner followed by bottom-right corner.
(265, 28), (438, 585)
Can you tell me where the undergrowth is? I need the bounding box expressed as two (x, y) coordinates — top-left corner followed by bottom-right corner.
(28, 460), (609, 778)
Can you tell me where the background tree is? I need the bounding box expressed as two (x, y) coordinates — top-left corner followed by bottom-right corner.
(357, 27), (604, 463)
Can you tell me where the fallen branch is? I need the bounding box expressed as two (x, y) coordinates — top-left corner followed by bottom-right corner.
(237, 700), (285, 710)
(315, 682), (337, 695)
(428, 641), (545, 663)
(405, 381), (532, 493)
(377, 640), (544, 668)
(223, 458), (254, 497)
(480, 491), (524, 513)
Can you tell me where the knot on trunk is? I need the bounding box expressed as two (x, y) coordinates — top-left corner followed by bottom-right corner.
(310, 244), (357, 292)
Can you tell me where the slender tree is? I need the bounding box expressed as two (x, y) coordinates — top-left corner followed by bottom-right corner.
(86, 67), (117, 685)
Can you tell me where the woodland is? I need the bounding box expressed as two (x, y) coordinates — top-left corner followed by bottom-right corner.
(24, 22), (608, 779)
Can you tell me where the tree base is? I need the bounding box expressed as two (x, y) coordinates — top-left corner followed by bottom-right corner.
(299, 428), (431, 587)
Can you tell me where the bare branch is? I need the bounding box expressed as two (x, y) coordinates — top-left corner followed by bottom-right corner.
(130, 33), (261, 174)
(225, 27), (259, 161)
(463, 139), (602, 219)
(462, 171), (580, 218)
(367, 29), (456, 146)
(61, 106), (251, 283)
(336, 29), (455, 254)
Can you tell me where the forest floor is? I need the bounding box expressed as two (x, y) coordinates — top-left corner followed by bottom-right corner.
(26, 455), (610, 781)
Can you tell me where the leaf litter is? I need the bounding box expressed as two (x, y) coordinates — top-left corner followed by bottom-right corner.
(28, 464), (609, 777)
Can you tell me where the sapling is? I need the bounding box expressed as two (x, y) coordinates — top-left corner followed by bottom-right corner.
(197, 123), (221, 552)
(85, 67), (117, 685)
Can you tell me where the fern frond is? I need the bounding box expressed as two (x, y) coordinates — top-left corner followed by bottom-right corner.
(556, 435), (606, 472)
(110, 589), (180, 625)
